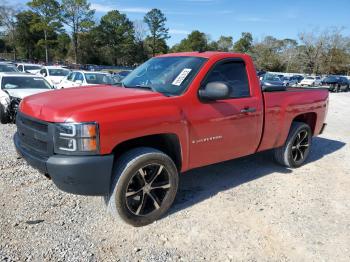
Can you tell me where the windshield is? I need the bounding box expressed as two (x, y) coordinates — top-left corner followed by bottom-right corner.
(121, 56), (207, 96)
(0, 64), (18, 72)
(24, 65), (42, 71)
(263, 74), (281, 81)
(305, 77), (314, 80)
(48, 68), (70, 76)
(1, 76), (52, 89)
(85, 73), (116, 85)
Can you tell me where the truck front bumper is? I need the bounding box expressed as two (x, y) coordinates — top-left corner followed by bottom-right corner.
(14, 133), (114, 196)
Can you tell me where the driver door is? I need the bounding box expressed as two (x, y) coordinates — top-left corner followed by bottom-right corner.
(187, 59), (263, 168)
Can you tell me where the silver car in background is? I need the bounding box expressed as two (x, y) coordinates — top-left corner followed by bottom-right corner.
(281, 76), (298, 86)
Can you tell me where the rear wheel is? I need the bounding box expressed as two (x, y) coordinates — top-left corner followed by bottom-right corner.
(106, 147), (179, 227)
(274, 122), (312, 168)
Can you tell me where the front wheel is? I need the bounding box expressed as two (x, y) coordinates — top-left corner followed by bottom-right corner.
(274, 122), (312, 168)
(106, 147), (179, 227)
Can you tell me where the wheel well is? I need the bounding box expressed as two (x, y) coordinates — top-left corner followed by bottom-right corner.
(292, 112), (317, 134)
(112, 134), (182, 171)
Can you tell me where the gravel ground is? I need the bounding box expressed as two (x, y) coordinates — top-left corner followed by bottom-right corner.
(1, 93), (350, 262)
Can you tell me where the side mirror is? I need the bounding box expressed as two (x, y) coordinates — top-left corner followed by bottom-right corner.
(75, 80), (83, 85)
(199, 82), (230, 101)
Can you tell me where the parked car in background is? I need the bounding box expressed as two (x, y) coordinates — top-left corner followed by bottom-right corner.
(257, 70), (266, 77)
(0, 63), (19, 73)
(57, 71), (117, 88)
(281, 76), (298, 86)
(300, 76), (322, 86)
(16, 63), (42, 74)
(39, 66), (70, 88)
(322, 76), (349, 92)
(261, 73), (284, 86)
(292, 75), (304, 83)
(0, 89), (10, 124)
(112, 70), (131, 83)
(0, 73), (53, 123)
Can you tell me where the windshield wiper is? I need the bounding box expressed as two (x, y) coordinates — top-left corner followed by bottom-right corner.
(125, 84), (155, 92)
(114, 82), (125, 87)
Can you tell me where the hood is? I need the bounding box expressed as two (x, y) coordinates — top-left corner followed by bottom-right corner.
(26, 69), (41, 74)
(5, 88), (52, 99)
(19, 85), (165, 122)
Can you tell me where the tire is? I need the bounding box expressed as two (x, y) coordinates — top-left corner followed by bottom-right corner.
(335, 85), (340, 93)
(0, 104), (9, 124)
(105, 147), (179, 227)
(274, 122), (312, 168)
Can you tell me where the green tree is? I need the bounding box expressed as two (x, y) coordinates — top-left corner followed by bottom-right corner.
(27, 0), (62, 63)
(52, 33), (71, 61)
(78, 29), (101, 64)
(61, 0), (95, 63)
(171, 30), (208, 52)
(97, 10), (135, 65)
(0, 3), (18, 59)
(216, 36), (233, 51)
(233, 32), (253, 53)
(144, 36), (168, 55)
(143, 8), (169, 56)
(251, 36), (286, 72)
(14, 11), (42, 60)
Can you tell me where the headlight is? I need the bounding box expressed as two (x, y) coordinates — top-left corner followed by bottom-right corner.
(54, 122), (99, 155)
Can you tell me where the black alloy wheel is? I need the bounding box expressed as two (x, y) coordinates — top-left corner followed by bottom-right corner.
(290, 129), (310, 165)
(125, 164), (171, 216)
(106, 147), (179, 227)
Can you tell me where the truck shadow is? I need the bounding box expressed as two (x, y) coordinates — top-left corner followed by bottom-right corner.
(169, 136), (345, 216)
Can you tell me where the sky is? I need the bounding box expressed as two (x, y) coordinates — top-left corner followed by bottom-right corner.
(9, 0), (350, 46)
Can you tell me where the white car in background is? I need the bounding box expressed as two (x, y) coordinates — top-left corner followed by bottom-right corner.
(0, 63), (19, 73)
(16, 63), (42, 74)
(0, 72), (53, 123)
(39, 66), (70, 88)
(57, 71), (117, 89)
(300, 76), (322, 86)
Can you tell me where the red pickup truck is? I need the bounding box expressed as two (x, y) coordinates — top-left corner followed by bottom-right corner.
(14, 52), (328, 226)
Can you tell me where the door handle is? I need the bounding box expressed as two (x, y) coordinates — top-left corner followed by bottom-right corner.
(240, 107), (256, 113)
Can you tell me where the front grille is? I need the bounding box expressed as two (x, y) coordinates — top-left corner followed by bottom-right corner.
(16, 113), (52, 158)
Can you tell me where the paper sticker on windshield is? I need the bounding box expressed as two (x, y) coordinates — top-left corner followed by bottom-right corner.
(33, 78), (44, 81)
(172, 68), (192, 86)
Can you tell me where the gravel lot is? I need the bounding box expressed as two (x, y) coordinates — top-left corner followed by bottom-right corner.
(1, 93), (350, 262)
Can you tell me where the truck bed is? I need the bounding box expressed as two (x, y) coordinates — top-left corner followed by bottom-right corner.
(258, 87), (329, 152)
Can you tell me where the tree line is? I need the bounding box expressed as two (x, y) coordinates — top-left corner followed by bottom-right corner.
(1, 0), (349, 75)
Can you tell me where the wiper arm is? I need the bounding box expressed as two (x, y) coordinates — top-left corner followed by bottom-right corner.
(125, 85), (155, 92)
(114, 82), (125, 87)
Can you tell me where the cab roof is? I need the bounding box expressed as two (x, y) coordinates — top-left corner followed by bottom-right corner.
(158, 51), (248, 59)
